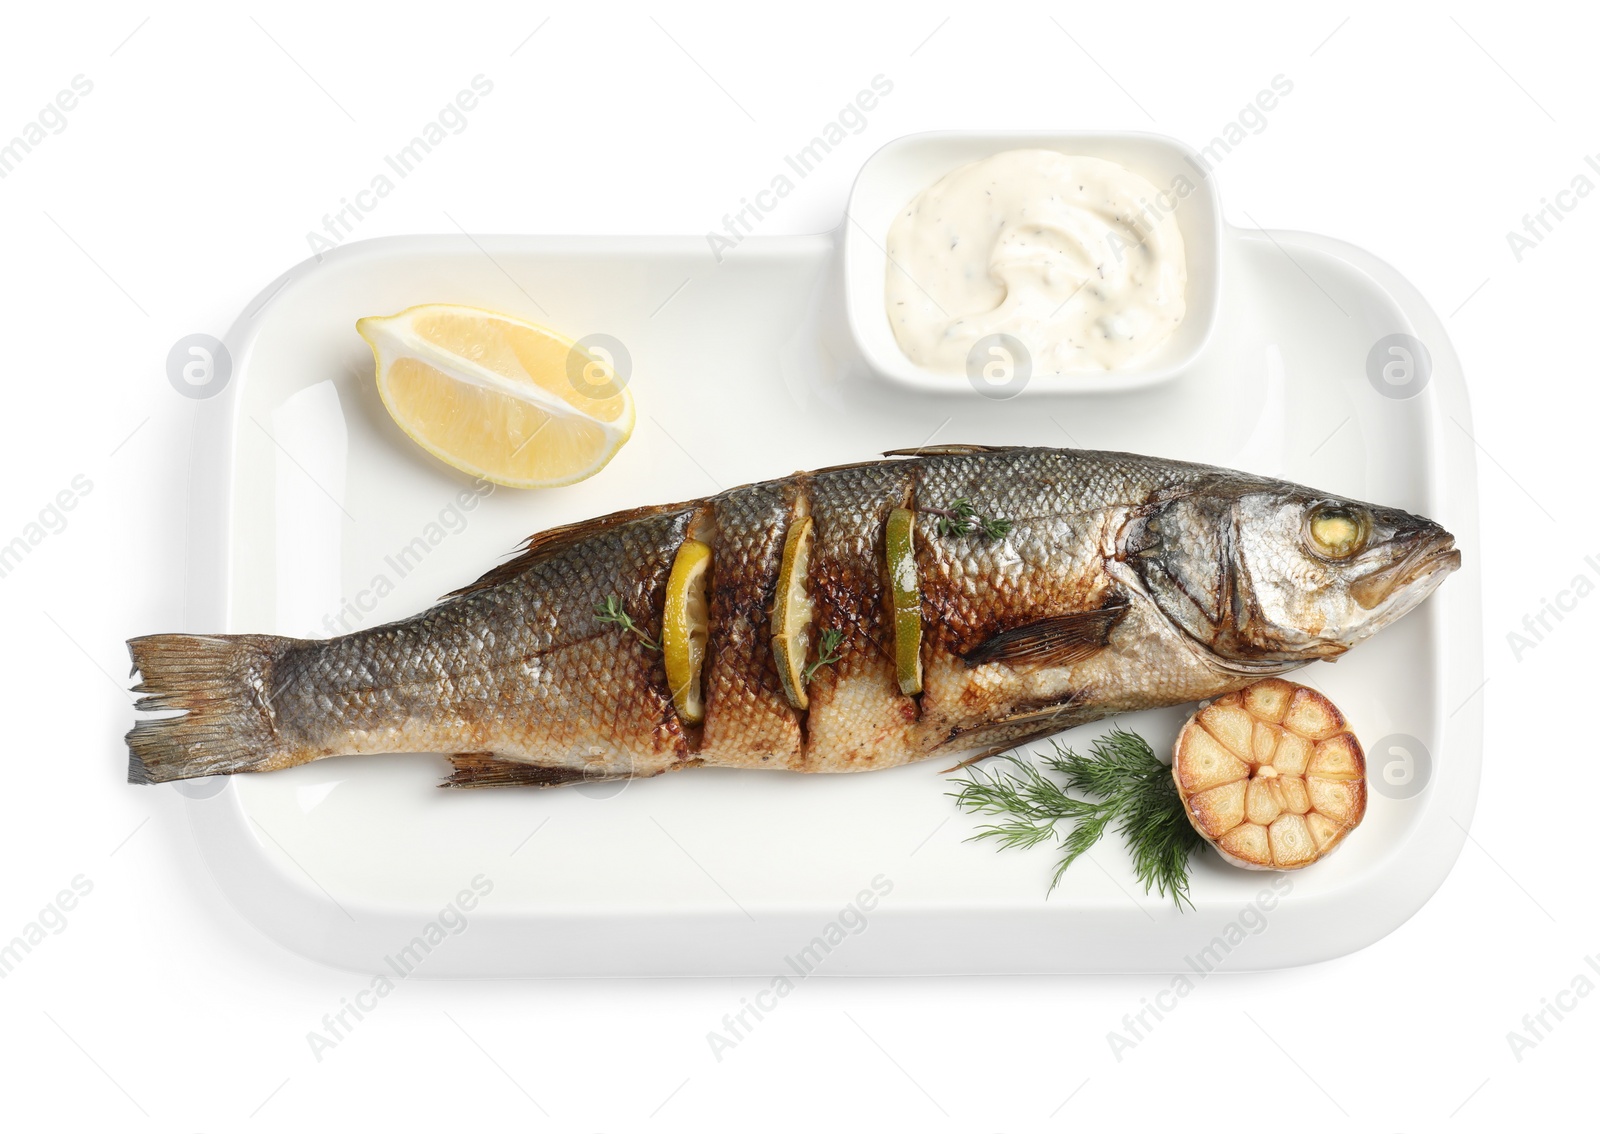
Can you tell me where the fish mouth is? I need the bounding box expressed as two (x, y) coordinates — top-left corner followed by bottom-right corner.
(1349, 530), (1461, 611)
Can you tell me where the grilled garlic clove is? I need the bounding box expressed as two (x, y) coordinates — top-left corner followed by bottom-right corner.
(1173, 679), (1367, 871)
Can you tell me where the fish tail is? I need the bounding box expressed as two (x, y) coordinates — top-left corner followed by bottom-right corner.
(125, 633), (300, 783)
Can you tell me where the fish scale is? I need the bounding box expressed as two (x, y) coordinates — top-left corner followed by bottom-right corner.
(125, 447), (1459, 786)
(800, 460), (917, 770)
(699, 480), (803, 769)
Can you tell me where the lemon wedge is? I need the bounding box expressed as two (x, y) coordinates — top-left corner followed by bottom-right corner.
(356, 303), (634, 488)
(771, 516), (816, 710)
(664, 539), (713, 725)
(886, 506), (922, 696)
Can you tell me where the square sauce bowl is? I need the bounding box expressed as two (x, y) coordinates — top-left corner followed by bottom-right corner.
(842, 131), (1223, 397)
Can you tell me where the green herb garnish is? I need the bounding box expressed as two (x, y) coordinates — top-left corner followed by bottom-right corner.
(803, 627), (844, 684)
(595, 595), (659, 651)
(920, 498), (1012, 541)
(949, 727), (1203, 908)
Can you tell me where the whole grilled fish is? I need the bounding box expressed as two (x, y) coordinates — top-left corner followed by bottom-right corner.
(126, 446), (1459, 787)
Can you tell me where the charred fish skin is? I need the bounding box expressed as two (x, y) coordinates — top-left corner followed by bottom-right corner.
(906, 449), (1254, 762)
(456, 506), (695, 775)
(126, 447), (1459, 785)
(129, 504), (698, 783)
(799, 460), (920, 771)
(698, 480), (804, 770)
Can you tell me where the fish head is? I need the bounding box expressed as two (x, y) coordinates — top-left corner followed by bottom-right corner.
(1126, 481), (1460, 670)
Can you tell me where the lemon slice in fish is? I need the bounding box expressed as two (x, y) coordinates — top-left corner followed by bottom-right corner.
(357, 303), (634, 488)
(664, 539), (713, 725)
(1173, 679), (1367, 870)
(885, 506), (922, 696)
(772, 516), (816, 711)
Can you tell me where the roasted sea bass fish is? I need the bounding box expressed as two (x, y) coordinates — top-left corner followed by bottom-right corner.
(126, 446), (1459, 787)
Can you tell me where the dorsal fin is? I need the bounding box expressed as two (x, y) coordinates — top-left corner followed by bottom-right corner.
(445, 500), (690, 598)
(880, 444), (1015, 458)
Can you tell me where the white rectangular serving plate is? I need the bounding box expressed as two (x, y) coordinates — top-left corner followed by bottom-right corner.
(176, 226), (1483, 975)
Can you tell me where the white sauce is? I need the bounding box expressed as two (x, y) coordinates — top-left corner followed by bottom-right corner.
(884, 149), (1189, 376)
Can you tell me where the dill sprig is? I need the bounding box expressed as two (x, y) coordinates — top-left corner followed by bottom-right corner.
(949, 727), (1203, 908)
(919, 498), (1012, 541)
(803, 627), (844, 684)
(594, 595), (659, 651)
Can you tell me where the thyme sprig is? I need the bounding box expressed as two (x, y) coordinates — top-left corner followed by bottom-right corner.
(949, 727), (1203, 908)
(919, 498), (1012, 541)
(803, 627), (844, 684)
(594, 594), (659, 651)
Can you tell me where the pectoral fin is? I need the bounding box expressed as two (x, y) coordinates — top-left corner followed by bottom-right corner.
(963, 598), (1129, 670)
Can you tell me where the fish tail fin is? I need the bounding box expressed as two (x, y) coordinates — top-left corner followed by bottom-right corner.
(125, 633), (300, 784)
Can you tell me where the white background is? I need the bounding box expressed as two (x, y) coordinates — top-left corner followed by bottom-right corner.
(1, 1), (1594, 1129)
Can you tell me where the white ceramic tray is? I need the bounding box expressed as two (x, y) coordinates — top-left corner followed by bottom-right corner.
(171, 142), (1482, 976)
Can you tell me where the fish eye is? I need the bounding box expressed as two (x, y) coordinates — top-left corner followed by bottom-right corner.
(1304, 503), (1369, 560)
